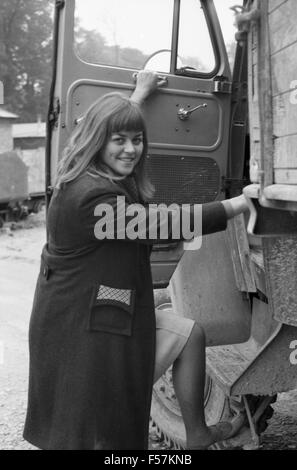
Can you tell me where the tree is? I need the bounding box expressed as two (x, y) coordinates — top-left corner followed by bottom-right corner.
(76, 27), (148, 70)
(0, 0), (53, 122)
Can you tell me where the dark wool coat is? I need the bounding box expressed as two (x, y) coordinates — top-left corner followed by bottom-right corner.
(23, 172), (227, 450)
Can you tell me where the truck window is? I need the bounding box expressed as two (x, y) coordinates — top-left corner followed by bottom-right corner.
(74, 0), (174, 69)
(213, 0), (243, 73)
(74, 0), (217, 75)
(177, 0), (216, 74)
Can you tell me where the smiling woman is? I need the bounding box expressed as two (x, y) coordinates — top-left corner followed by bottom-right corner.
(102, 131), (144, 177)
(55, 91), (154, 201)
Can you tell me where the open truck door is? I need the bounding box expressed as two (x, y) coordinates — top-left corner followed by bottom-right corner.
(47, 0), (234, 288)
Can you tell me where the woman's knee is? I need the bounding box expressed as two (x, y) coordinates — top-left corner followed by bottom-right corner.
(192, 322), (205, 339)
(186, 322), (206, 350)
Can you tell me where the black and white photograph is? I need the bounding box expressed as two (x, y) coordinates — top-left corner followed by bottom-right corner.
(1, 0), (297, 453)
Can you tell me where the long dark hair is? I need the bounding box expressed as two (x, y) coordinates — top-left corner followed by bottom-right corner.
(55, 92), (154, 200)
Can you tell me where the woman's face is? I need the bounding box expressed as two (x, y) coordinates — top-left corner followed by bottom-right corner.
(101, 130), (144, 177)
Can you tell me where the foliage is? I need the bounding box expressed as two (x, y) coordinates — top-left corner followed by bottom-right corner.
(75, 27), (149, 69)
(0, 0), (54, 122)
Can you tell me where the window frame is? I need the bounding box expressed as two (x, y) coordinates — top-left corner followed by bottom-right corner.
(72, 0), (222, 77)
(173, 0), (220, 78)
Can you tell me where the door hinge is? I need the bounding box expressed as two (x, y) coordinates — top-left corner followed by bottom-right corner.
(48, 97), (60, 128)
(212, 76), (233, 94)
(46, 185), (54, 198)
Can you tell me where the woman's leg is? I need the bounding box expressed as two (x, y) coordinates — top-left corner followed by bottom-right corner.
(172, 323), (233, 449)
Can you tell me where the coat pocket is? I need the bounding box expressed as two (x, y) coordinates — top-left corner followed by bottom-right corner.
(88, 284), (135, 336)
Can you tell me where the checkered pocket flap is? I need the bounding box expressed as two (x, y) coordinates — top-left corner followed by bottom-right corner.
(94, 284), (135, 314)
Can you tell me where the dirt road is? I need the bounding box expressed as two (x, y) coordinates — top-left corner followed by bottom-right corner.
(0, 211), (297, 450)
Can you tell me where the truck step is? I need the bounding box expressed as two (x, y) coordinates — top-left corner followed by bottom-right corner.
(207, 322), (297, 396)
(206, 337), (260, 396)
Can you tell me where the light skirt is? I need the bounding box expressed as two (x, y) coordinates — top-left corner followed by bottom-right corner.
(154, 309), (195, 383)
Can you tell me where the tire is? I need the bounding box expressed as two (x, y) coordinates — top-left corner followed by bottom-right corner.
(32, 199), (44, 214)
(151, 368), (232, 449)
(151, 289), (275, 449)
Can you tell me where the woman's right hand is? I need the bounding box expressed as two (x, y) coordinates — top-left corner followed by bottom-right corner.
(131, 70), (167, 105)
(221, 194), (250, 219)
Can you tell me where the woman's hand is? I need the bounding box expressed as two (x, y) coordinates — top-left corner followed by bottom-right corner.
(131, 70), (167, 105)
(221, 194), (250, 219)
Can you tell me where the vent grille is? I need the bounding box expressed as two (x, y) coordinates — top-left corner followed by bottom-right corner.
(146, 155), (220, 205)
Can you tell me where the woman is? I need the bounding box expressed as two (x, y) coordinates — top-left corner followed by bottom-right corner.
(23, 71), (248, 450)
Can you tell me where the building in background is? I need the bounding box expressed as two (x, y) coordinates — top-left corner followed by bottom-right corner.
(12, 119), (46, 196)
(0, 107), (18, 153)
(0, 108), (29, 225)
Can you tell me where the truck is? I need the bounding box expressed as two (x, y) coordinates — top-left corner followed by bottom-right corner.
(0, 150), (45, 227)
(0, 151), (29, 227)
(0, 134), (45, 227)
(47, 0), (297, 449)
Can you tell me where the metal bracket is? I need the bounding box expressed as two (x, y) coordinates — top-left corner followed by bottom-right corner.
(243, 396), (260, 449)
(231, 1), (260, 32)
(212, 77), (232, 94)
(231, 1), (260, 45)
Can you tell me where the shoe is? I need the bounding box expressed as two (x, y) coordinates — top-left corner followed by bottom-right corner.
(188, 414), (246, 450)
(228, 413), (247, 439)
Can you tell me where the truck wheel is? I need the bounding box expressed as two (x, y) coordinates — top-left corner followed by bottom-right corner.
(151, 367), (232, 449)
(32, 200), (44, 214)
(151, 289), (275, 449)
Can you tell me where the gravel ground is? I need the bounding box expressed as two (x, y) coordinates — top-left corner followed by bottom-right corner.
(0, 210), (297, 451)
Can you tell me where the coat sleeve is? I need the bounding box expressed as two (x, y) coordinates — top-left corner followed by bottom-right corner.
(79, 186), (228, 245)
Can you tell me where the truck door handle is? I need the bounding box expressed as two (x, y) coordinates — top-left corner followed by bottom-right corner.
(177, 103), (207, 121)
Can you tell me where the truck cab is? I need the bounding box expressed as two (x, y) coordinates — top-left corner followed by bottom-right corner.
(48, 0), (297, 449)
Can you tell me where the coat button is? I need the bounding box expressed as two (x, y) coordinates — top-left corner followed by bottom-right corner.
(43, 265), (50, 279)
